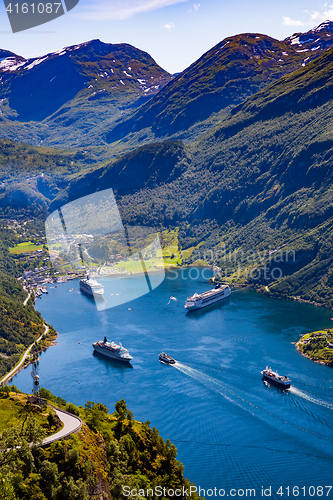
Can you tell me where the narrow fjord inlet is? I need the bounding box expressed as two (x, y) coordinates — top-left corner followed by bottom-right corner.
(2, 8), (333, 499)
(12, 270), (333, 495)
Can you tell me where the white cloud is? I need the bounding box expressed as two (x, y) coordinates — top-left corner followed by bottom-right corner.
(164, 22), (175, 31)
(307, 5), (333, 24)
(282, 16), (304, 27)
(311, 11), (321, 20)
(188, 3), (200, 13)
(323, 7), (333, 19)
(283, 4), (333, 30)
(77, 0), (189, 21)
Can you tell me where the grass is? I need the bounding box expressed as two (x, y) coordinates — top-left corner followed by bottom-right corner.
(0, 391), (61, 436)
(114, 257), (176, 274)
(123, 229), (182, 272)
(296, 330), (333, 366)
(9, 241), (44, 254)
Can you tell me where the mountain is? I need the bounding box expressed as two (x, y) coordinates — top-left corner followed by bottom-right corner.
(54, 44), (333, 307)
(0, 138), (92, 213)
(0, 39), (172, 150)
(1, 23), (332, 156)
(285, 19), (333, 51)
(105, 21), (333, 145)
(0, 49), (24, 60)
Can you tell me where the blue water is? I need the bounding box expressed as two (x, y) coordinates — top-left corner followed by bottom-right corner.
(13, 269), (333, 497)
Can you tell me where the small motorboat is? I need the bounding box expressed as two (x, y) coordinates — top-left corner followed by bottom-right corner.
(159, 352), (176, 364)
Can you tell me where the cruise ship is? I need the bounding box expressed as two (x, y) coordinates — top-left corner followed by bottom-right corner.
(185, 283), (231, 311)
(261, 366), (291, 389)
(92, 337), (133, 362)
(79, 276), (104, 296)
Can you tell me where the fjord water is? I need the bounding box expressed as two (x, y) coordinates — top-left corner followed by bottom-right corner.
(13, 269), (333, 496)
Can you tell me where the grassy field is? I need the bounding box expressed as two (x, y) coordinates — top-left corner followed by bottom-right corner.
(296, 330), (333, 366)
(9, 241), (44, 254)
(112, 229), (182, 274)
(0, 390), (61, 435)
(114, 257), (177, 274)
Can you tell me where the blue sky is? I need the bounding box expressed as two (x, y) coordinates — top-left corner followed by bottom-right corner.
(0, 0), (332, 73)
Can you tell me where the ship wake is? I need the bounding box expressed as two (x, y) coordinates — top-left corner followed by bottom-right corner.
(173, 362), (333, 449)
(288, 386), (333, 410)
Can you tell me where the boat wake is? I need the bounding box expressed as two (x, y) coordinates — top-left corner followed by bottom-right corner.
(174, 362), (239, 406)
(173, 362), (333, 448)
(174, 362), (333, 412)
(288, 386), (333, 410)
(167, 296), (179, 305)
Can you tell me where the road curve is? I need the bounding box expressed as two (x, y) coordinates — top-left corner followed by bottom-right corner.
(42, 406), (82, 446)
(23, 291), (31, 306)
(0, 324), (49, 385)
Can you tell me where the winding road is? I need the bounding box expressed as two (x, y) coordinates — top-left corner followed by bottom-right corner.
(42, 407), (82, 446)
(2, 288), (82, 445)
(23, 291), (31, 306)
(0, 324), (49, 385)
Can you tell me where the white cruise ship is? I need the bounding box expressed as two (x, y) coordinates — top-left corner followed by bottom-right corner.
(79, 276), (104, 296)
(92, 337), (133, 362)
(185, 283), (231, 311)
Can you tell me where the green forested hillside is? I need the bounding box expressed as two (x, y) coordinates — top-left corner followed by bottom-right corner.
(0, 225), (46, 378)
(54, 46), (333, 307)
(0, 388), (201, 500)
(0, 138), (91, 213)
(50, 140), (189, 209)
(104, 23), (333, 147)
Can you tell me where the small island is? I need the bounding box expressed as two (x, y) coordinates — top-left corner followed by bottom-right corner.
(296, 329), (333, 366)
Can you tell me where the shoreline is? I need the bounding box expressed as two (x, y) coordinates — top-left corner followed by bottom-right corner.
(1, 323), (54, 385)
(295, 342), (328, 365)
(2, 332), (59, 386)
(8, 269), (332, 388)
(295, 330), (333, 367)
(259, 286), (333, 311)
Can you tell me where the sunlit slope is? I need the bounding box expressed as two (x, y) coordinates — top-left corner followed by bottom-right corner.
(56, 46), (333, 306)
(0, 40), (172, 149)
(105, 22), (333, 145)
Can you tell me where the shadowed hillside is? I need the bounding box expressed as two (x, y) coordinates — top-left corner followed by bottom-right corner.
(54, 46), (333, 307)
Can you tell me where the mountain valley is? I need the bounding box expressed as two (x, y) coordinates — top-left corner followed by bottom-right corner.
(1, 22), (333, 307)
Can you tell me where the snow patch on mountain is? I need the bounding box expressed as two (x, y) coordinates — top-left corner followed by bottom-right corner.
(314, 20), (333, 32)
(290, 37), (300, 45)
(0, 58), (25, 72)
(25, 57), (48, 71)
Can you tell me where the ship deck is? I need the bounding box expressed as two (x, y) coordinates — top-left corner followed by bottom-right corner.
(187, 286), (228, 300)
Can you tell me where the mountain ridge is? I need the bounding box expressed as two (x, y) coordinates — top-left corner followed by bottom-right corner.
(1, 23), (333, 154)
(104, 20), (333, 146)
(51, 43), (333, 307)
(0, 39), (172, 152)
